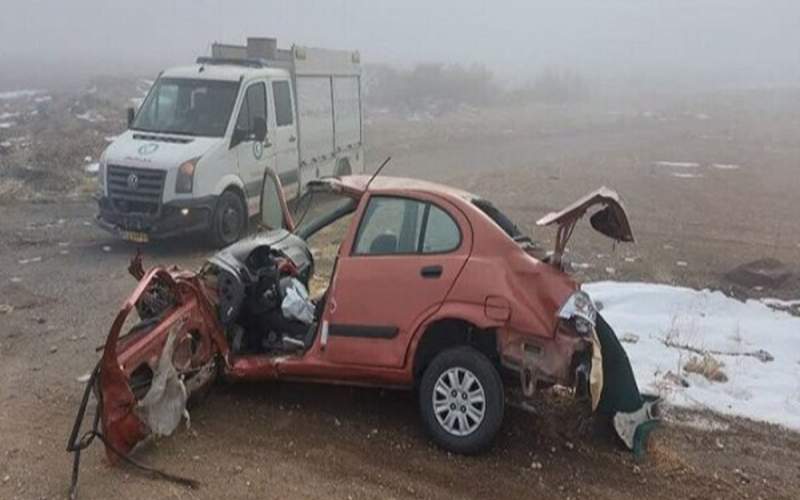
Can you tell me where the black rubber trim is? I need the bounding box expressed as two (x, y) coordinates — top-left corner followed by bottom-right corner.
(329, 324), (398, 339)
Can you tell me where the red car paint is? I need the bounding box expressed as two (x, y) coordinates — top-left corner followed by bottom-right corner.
(95, 174), (633, 460)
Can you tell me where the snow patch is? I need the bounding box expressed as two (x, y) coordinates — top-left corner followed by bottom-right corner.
(671, 172), (703, 179)
(0, 89), (44, 100)
(712, 163), (741, 170)
(0, 122), (15, 129)
(654, 161), (700, 168)
(585, 281), (800, 431)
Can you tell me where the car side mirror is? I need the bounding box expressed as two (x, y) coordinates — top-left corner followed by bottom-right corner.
(252, 117), (267, 142)
(126, 107), (135, 128)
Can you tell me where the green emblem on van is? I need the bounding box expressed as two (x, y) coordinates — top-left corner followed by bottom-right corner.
(253, 141), (263, 160)
(138, 143), (159, 155)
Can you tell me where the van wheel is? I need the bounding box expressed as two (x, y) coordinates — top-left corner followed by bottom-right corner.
(335, 159), (351, 176)
(210, 190), (247, 247)
(419, 346), (504, 454)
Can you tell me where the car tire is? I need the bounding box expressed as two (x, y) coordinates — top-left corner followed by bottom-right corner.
(210, 190), (247, 248)
(419, 346), (504, 454)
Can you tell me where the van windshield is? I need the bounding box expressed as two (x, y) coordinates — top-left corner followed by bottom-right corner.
(132, 78), (240, 137)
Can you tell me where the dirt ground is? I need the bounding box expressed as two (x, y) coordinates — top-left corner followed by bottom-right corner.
(1, 89), (799, 499)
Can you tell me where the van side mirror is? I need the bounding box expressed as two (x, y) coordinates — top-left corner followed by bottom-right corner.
(126, 107), (135, 128)
(252, 117), (267, 142)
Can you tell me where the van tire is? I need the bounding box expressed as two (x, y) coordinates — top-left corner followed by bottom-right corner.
(418, 346), (504, 454)
(210, 190), (247, 248)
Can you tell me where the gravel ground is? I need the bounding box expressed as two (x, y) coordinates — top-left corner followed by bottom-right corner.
(1, 91), (799, 499)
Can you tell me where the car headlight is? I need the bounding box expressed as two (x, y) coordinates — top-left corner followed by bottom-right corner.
(176, 157), (199, 194)
(558, 290), (597, 336)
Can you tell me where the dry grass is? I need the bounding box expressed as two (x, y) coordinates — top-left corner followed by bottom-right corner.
(684, 354), (728, 383)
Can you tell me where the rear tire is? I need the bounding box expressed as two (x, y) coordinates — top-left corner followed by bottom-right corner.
(418, 346), (504, 454)
(210, 190), (247, 248)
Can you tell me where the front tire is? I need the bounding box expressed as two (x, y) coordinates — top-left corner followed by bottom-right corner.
(418, 346), (504, 454)
(210, 190), (247, 247)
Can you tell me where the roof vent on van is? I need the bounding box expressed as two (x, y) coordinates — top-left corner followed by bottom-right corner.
(246, 37), (277, 60)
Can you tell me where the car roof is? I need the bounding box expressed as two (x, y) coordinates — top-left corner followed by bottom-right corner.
(331, 175), (477, 202)
(161, 64), (289, 82)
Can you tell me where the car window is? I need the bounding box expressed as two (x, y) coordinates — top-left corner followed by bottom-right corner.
(235, 82), (267, 132)
(422, 205), (460, 253)
(472, 198), (525, 239)
(272, 80), (293, 127)
(354, 197), (425, 255)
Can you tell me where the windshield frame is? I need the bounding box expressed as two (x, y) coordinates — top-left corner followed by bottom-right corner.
(131, 77), (241, 138)
(292, 190), (360, 241)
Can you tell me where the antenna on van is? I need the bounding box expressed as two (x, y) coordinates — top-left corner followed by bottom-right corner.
(365, 156), (391, 191)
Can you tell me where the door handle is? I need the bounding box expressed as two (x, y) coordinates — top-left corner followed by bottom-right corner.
(420, 265), (443, 279)
(289, 135), (296, 143)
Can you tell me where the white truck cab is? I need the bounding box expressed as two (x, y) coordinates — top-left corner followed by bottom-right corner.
(96, 37), (364, 246)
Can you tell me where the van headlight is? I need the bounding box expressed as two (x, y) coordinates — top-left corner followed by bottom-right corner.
(176, 157), (199, 194)
(97, 156), (107, 195)
(558, 290), (597, 336)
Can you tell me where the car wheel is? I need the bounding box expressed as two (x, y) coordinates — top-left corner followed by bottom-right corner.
(419, 346), (504, 454)
(211, 190), (247, 247)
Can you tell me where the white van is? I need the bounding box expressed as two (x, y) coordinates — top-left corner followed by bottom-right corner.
(95, 37), (364, 246)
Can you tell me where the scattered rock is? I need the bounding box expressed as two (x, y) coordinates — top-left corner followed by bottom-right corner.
(530, 461), (543, 469)
(102, 245), (112, 252)
(715, 438), (725, 450)
(2, 474), (9, 483)
(49, 345), (58, 353)
(620, 332), (639, 344)
(564, 441), (574, 450)
(18, 256), (42, 264)
(605, 267), (616, 275)
(676, 260), (688, 267)
(632, 465), (641, 475)
(0, 304), (14, 315)
(724, 258), (792, 289)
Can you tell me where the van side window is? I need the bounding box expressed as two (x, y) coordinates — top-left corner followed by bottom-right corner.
(236, 82), (267, 132)
(272, 81), (293, 127)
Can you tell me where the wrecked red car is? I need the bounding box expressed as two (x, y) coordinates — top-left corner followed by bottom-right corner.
(69, 173), (657, 489)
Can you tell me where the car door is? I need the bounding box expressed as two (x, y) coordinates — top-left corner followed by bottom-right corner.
(270, 79), (301, 199)
(231, 81), (274, 216)
(320, 193), (472, 368)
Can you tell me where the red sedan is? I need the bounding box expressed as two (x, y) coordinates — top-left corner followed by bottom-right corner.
(69, 173), (657, 489)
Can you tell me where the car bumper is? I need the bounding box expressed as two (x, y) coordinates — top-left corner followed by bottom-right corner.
(95, 195), (217, 240)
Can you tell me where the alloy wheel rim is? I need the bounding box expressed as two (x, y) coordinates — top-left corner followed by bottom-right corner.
(220, 203), (241, 241)
(433, 366), (486, 436)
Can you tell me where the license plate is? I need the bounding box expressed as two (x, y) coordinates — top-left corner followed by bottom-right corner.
(121, 231), (149, 243)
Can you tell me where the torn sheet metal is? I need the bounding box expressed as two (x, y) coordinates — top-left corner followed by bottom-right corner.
(135, 329), (188, 436)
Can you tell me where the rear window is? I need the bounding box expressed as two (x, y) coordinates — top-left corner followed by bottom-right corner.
(472, 199), (525, 240)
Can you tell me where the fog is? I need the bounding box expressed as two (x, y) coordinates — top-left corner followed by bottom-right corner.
(1, 0), (799, 90)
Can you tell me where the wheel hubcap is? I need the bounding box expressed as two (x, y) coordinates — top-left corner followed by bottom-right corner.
(433, 366), (486, 437)
(220, 203), (241, 241)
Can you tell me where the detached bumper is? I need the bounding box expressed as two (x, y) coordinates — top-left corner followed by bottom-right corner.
(95, 195), (217, 240)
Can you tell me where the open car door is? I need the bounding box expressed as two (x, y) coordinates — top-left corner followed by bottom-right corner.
(536, 187), (633, 267)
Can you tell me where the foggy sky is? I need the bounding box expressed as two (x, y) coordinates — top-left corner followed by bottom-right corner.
(1, 0), (799, 88)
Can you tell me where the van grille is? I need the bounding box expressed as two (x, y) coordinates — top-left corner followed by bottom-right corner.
(107, 165), (165, 214)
